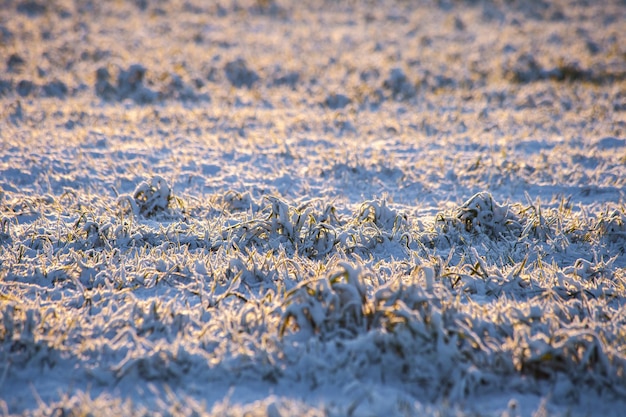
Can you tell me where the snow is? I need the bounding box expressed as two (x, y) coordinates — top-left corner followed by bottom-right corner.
(1, 0), (626, 416)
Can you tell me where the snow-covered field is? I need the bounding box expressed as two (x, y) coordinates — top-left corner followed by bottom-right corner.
(1, 0), (625, 415)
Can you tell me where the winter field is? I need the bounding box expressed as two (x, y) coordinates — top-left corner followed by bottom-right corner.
(1, 0), (626, 415)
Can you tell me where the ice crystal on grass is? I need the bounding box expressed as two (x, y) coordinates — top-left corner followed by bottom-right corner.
(596, 208), (626, 245)
(455, 192), (521, 239)
(118, 176), (180, 218)
(430, 192), (522, 253)
(2, 189), (626, 416)
(280, 262), (372, 340)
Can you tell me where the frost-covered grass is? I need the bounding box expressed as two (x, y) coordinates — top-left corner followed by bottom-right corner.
(1, 0), (626, 416)
(2, 185), (625, 416)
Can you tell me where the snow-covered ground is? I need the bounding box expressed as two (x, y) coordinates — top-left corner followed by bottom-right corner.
(1, 0), (625, 415)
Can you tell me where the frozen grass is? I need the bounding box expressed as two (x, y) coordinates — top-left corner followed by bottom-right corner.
(1, 0), (626, 416)
(1, 187), (625, 416)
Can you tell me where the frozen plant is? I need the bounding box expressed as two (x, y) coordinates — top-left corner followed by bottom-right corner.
(225, 58), (260, 88)
(383, 68), (416, 101)
(280, 262), (372, 340)
(357, 199), (406, 232)
(596, 208), (626, 244)
(118, 176), (178, 218)
(455, 192), (521, 239)
(0, 216), (11, 243)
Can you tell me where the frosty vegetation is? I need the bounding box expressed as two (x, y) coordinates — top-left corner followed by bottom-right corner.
(1, 0), (625, 416)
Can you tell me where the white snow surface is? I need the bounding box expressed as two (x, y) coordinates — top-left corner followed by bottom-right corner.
(1, 0), (626, 416)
